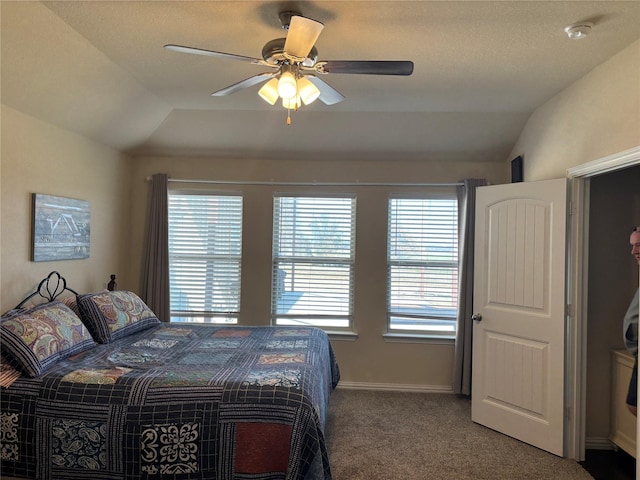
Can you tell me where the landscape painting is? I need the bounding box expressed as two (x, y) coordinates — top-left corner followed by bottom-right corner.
(32, 193), (90, 261)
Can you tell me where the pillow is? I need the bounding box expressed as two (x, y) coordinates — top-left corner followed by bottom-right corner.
(77, 291), (160, 343)
(0, 355), (22, 388)
(0, 301), (96, 377)
(60, 294), (81, 318)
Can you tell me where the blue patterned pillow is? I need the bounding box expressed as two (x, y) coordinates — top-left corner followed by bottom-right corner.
(0, 301), (96, 377)
(77, 291), (160, 343)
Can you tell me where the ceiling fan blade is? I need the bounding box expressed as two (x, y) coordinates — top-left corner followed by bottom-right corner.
(164, 44), (273, 67)
(316, 60), (414, 76)
(211, 72), (277, 97)
(306, 75), (345, 105)
(283, 16), (324, 61)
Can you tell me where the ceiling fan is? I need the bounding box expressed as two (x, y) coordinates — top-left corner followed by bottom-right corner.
(164, 11), (414, 124)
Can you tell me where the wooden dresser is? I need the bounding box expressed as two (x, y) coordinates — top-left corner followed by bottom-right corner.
(610, 349), (636, 457)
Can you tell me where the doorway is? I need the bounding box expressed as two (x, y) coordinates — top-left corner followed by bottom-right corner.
(585, 166), (640, 449)
(565, 147), (640, 461)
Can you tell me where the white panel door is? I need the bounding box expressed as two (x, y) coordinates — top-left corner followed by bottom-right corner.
(472, 178), (567, 456)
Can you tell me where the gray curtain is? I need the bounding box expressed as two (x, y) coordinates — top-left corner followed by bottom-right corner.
(452, 178), (488, 395)
(141, 173), (170, 322)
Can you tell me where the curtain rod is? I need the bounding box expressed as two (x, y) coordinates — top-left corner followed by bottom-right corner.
(146, 177), (463, 187)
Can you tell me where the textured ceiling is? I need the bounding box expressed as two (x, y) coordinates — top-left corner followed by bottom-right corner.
(2, 1), (639, 162)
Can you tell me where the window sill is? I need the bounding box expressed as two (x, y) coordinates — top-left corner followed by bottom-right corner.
(326, 331), (359, 341)
(383, 332), (455, 344)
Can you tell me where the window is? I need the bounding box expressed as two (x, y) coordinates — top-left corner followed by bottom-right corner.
(272, 195), (356, 329)
(387, 196), (458, 335)
(168, 193), (243, 323)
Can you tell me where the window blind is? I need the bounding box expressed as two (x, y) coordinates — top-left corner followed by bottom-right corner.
(388, 197), (459, 333)
(272, 195), (356, 329)
(168, 193), (242, 323)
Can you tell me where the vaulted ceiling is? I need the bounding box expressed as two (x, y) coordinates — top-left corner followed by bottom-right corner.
(2, 1), (639, 162)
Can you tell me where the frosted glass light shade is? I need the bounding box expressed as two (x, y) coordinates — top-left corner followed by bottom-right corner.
(297, 77), (320, 105)
(278, 71), (297, 99)
(282, 95), (301, 110)
(258, 78), (279, 105)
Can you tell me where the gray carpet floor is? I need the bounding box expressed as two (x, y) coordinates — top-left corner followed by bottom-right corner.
(325, 389), (594, 480)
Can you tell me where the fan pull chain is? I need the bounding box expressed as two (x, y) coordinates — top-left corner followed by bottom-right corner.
(286, 100), (300, 125)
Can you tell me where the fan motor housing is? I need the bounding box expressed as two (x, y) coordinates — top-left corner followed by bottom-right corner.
(262, 38), (317, 66)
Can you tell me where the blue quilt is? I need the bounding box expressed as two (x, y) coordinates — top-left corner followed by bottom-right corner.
(0, 324), (339, 480)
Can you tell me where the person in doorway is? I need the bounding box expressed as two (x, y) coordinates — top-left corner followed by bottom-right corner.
(624, 226), (640, 416)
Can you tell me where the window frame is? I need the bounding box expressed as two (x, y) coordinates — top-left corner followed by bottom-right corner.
(270, 193), (357, 332)
(167, 190), (243, 324)
(386, 193), (459, 338)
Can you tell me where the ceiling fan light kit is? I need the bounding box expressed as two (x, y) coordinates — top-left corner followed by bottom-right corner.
(259, 73), (320, 104)
(164, 10), (414, 124)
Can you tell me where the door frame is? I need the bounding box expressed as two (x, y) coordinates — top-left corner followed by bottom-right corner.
(565, 145), (640, 460)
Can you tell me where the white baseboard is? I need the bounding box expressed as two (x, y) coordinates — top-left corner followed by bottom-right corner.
(585, 436), (615, 450)
(336, 381), (453, 393)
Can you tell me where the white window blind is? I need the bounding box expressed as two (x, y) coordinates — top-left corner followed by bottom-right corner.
(388, 196), (459, 334)
(168, 193), (242, 323)
(272, 195), (356, 329)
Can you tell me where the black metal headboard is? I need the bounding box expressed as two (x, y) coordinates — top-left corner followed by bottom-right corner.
(14, 271), (78, 309)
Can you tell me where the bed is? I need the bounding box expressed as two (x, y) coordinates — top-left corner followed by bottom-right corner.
(0, 272), (340, 480)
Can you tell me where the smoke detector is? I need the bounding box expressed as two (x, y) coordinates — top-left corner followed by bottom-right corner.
(564, 22), (593, 40)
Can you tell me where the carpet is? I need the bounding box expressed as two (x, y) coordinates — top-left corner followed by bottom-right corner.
(325, 389), (594, 480)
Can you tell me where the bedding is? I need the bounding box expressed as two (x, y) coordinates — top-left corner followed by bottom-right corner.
(0, 300), (96, 377)
(1, 323), (339, 480)
(0, 273), (340, 480)
(0, 355), (22, 388)
(76, 290), (160, 344)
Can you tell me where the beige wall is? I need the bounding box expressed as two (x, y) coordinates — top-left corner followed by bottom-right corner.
(0, 105), (132, 312)
(2, 36), (638, 392)
(127, 155), (506, 388)
(508, 40), (640, 180)
(506, 40), (640, 445)
(0, 101), (507, 389)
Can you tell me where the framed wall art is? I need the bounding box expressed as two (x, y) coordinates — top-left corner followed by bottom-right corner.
(32, 193), (90, 262)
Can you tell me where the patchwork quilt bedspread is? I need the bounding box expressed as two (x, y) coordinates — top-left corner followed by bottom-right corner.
(0, 324), (340, 480)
